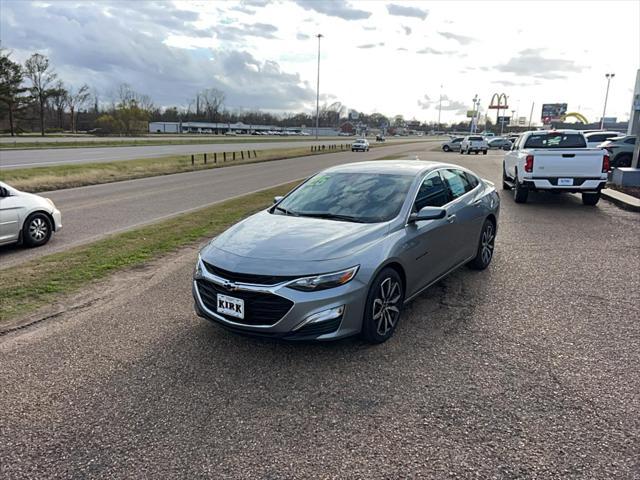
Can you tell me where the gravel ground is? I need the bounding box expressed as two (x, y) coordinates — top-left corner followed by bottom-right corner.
(1, 150), (639, 479)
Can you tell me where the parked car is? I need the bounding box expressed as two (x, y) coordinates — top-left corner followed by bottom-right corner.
(441, 137), (464, 152)
(0, 181), (62, 247)
(193, 161), (500, 343)
(352, 139), (370, 152)
(599, 135), (636, 168)
(502, 130), (608, 205)
(487, 137), (513, 150)
(584, 131), (622, 148)
(460, 135), (488, 155)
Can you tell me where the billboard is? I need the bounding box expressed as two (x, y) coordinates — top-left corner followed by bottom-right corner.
(466, 110), (477, 118)
(541, 103), (567, 123)
(497, 116), (511, 125)
(518, 116), (527, 126)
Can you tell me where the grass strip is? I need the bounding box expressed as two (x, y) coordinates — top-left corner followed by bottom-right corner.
(1, 143), (377, 193)
(0, 181), (301, 324)
(0, 136), (349, 150)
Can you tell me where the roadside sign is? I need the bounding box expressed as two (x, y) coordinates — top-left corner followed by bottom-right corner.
(497, 116), (511, 124)
(466, 110), (476, 118)
(541, 103), (567, 123)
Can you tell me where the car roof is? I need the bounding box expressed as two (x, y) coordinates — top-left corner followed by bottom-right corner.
(585, 131), (621, 137)
(323, 160), (463, 176)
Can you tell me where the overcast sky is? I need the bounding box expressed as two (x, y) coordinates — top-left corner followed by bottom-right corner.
(1, 0), (638, 124)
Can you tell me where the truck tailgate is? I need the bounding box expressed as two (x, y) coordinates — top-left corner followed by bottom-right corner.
(530, 149), (604, 177)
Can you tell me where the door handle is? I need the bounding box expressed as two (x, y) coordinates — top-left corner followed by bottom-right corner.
(447, 214), (457, 223)
(472, 199), (482, 206)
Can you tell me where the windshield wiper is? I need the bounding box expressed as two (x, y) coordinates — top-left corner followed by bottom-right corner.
(295, 212), (367, 223)
(273, 205), (298, 216)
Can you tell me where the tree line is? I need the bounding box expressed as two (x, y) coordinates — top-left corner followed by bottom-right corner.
(1, 49), (438, 137)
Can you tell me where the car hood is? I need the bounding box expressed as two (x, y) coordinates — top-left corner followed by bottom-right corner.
(209, 210), (388, 262)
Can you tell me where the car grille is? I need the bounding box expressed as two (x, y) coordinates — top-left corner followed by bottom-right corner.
(202, 261), (298, 285)
(196, 279), (294, 326)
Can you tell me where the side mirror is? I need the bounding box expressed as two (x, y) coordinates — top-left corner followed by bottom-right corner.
(0, 187), (8, 198)
(409, 206), (446, 223)
(273, 196), (283, 204)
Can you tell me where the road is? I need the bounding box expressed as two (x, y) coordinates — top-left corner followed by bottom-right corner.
(0, 142), (427, 269)
(1, 147), (638, 478)
(0, 138), (420, 169)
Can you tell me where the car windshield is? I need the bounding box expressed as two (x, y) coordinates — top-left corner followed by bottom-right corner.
(469, 136), (483, 141)
(355, 139), (366, 143)
(274, 172), (414, 223)
(524, 133), (586, 148)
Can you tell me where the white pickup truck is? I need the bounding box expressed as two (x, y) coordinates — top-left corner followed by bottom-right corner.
(502, 130), (609, 205)
(460, 135), (489, 155)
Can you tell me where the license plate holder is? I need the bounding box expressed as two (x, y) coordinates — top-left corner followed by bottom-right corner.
(558, 178), (574, 186)
(216, 294), (244, 319)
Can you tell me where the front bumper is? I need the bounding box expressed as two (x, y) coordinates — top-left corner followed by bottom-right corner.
(52, 208), (62, 231)
(192, 272), (369, 341)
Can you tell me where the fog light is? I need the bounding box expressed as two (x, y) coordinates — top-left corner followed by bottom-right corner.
(293, 305), (345, 331)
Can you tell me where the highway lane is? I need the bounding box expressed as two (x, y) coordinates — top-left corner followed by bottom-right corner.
(1, 148), (638, 478)
(0, 137), (422, 169)
(0, 142), (428, 269)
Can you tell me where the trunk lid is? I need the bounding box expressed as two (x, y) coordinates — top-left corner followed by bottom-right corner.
(528, 149), (604, 177)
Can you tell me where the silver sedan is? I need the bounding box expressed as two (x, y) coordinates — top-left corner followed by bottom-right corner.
(193, 160), (500, 343)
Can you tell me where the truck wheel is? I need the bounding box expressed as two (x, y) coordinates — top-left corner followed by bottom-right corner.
(483, 150), (487, 155)
(582, 192), (600, 206)
(502, 164), (512, 190)
(513, 177), (529, 203)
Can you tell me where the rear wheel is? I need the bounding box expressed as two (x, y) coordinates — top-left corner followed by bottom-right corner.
(443, 145), (450, 152)
(22, 213), (52, 247)
(468, 219), (496, 270)
(483, 150), (487, 155)
(502, 163), (512, 190)
(513, 173), (529, 203)
(362, 268), (404, 344)
(582, 192), (601, 206)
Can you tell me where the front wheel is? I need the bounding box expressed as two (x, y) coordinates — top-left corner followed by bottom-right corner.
(22, 213), (52, 247)
(582, 192), (601, 206)
(468, 219), (496, 270)
(443, 145), (450, 152)
(362, 268), (405, 344)
(482, 150), (487, 155)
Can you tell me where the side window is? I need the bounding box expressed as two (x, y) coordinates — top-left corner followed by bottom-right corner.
(441, 169), (472, 200)
(625, 137), (636, 144)
(465, 172), (479, 189)
(414, 172), (449, 210)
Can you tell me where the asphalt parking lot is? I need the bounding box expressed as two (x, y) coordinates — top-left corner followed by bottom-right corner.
(1, 149), (639, 479)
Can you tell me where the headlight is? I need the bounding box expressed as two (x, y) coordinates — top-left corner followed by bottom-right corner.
(287, 266), (359, 292)
(194, 254), (204, 279)
(45, 198), (56, 208)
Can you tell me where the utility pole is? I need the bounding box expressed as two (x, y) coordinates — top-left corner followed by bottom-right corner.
(315, 33), (323, 140)
(600, 73), (615, 130)
(470, 94), (478, 133)
(438, 84), (443, 130)
(528, 102), (535, 129)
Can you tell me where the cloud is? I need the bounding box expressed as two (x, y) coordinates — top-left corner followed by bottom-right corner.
(294, 0), (372, 20)
(215, 22), (279, 41)
(417, 94), (433, 109)
(397, 47), (408, 51)
(363, 26), (376, 31)
(417, 94), (468, 114)
(296, 32), (310, 40)
(438, 31), (474, 45)
(496, 48), (584, 79)
(402, 25), (412, 35)
(416, 47), (452, 55)
(0, 1), (314, 110)
(357, 42), (384, 49)
(386, 4), (428, 20)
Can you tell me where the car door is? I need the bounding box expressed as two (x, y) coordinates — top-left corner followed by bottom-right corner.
(440, 169), (484, 263)
(0, 189), (23, 245)
(504, 135), (522, 177)
(402, 171), (455, 297)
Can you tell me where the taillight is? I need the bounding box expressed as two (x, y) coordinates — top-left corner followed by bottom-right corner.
(524, 154), (534, 173)
(602, 154), (610, 172)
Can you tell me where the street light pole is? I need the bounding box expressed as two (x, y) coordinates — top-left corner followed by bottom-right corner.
(315, 33), (323, 140)
(470, 94), (478, 133)
(600, 73), (615, 130)
(438, 84), (442, 130)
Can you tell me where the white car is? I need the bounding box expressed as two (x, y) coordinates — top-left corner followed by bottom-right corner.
(0, 181), (62, 247)
(460, 135), (489, 155)
(584, 131), (622, 148)
(351, 139), (370, 152)
(502, 130), (608, 205)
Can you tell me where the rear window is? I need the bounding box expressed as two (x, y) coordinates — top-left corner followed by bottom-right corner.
(524, 133), (586, 148)
(468, 136), (483, 141)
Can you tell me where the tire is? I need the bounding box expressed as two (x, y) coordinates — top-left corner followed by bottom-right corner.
(468, 219), (496, 270)
(443, 145), (450, 152)
(351, 149), (355, 152)
(582, 192), (601, 206)
(613, 153), (632, 168)
(483, 150), (487, 155)
(513, 174), (529, 203)
(474, 150), (478, 155)
(502, 163), (512, 190)
(22, 212), (52, 247)
(361, 267), (405, 344)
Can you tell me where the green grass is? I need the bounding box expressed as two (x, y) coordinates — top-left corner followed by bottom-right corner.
(0, 136), (351, 150)
(0, 144), (361, 193)
(0, 181), (301, 324)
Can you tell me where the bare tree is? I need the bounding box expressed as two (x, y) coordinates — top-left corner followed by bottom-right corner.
(199, 88), (225, 122)
(24, 53), (57, 136)
(50, 80), (68, 129)
(66, 84), (90, 133)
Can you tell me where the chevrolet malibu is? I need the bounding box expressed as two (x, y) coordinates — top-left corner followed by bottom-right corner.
(193, 161), (499, 343)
